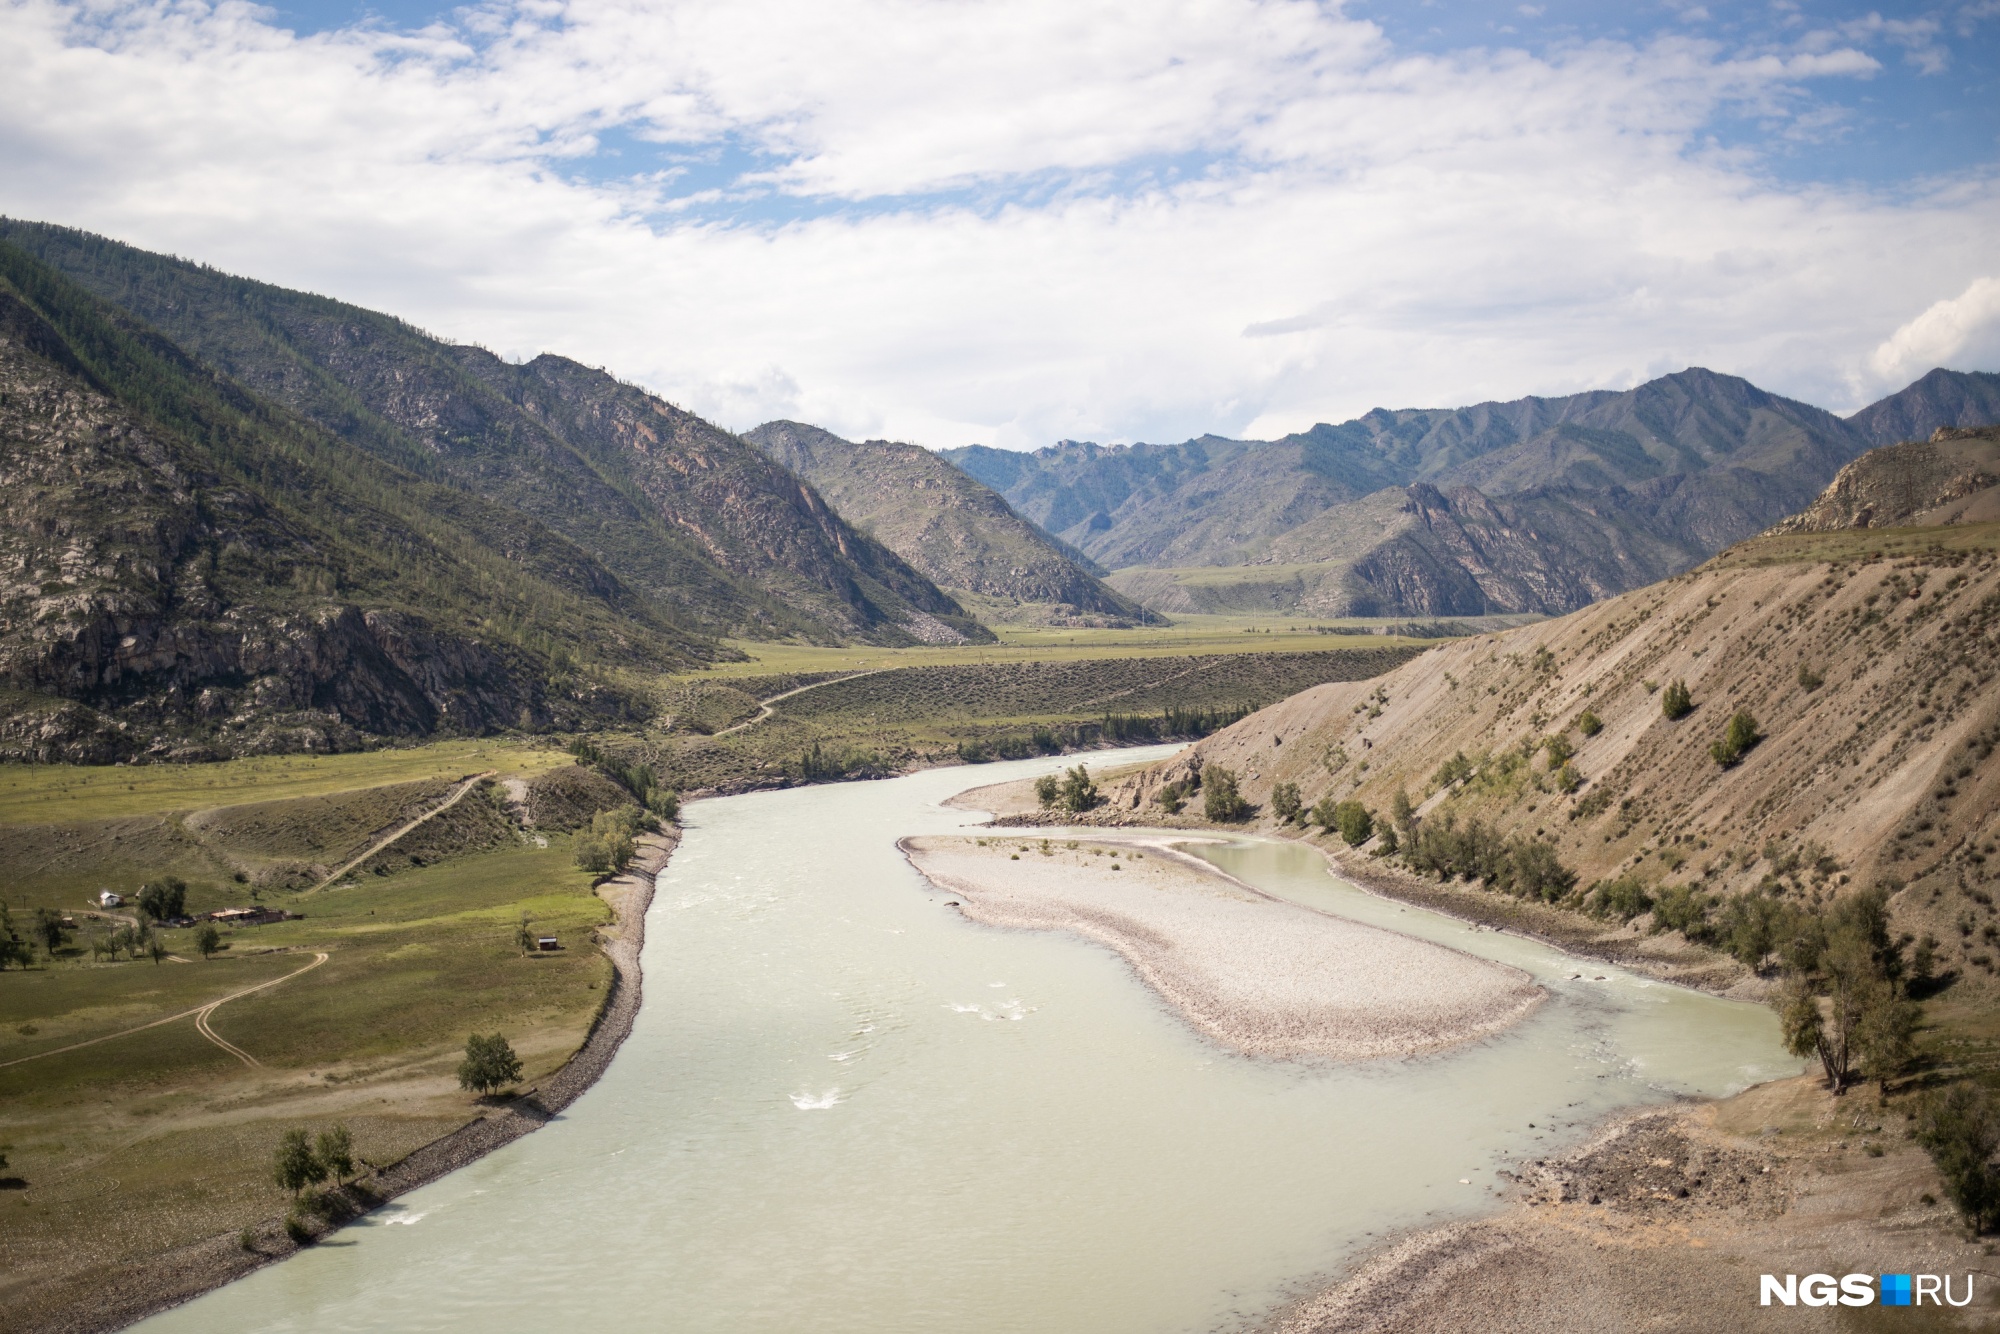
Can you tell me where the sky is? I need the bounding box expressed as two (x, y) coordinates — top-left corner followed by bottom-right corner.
(2, 0), (1998, 450)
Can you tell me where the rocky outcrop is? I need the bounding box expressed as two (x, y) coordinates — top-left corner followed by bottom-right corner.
(1769, 425), (2000, 534)
(746, 420), (1156, 625)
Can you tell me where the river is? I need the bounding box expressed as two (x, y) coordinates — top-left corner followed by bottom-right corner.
(140, 746), (1796, 1334)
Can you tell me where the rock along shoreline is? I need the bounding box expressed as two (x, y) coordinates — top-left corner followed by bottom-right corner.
(43, 831), (676, 1334)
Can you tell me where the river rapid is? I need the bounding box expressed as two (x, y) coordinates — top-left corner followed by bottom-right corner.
(141, 746), (1796, 1334)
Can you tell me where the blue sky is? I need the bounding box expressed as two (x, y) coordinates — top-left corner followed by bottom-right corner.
(2, 0), (1996, 446)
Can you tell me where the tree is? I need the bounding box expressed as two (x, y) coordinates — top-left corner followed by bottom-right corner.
(1916, 1084), (2000, 1233)
(1718, 892), (1787, 970)
(195, 924), (222, 959)
(1309, 794), (1339, 831)
(574, 807), (639, 874)
(516, 912), (535, 953)
(1155, 780), (1188, 815)
(1507, 838), (1576, 902)
(1709, 710), (1762, 767)
(1543, 734), (1575, 768)
(315, 1124), (356, 1185)
(1270, 782), (1303, 825)
(458, 1033), (523, 1095)
(1661, 680), (1693, 721)
(272, 1129), (325, 1198)
(1034, 774), (1060, 808)
(1852, 975), (1920, 1084)
(1201, 765), (1251, 822)
(33, 908), (68, 958)
(1389, 787), (1416, 838)
(138, 877), (187, 922)
(1056, 765), (1101, 814)
(1576, 709), (1604, 737)
(146, 937), (167, 966)
(1333, 801), (1374, 847)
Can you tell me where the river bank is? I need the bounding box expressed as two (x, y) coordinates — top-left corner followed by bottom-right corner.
(36, 832), (676, 1334)
(946, 775), (1993, 1330)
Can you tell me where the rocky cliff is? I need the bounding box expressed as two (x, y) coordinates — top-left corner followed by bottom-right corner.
(1770, 425), (2000, 534)
(745, 420), (1156, 625)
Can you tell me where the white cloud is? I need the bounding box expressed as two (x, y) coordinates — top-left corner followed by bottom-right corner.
(0, 0), (1993, 451)
(1866, 277), (2000, 389)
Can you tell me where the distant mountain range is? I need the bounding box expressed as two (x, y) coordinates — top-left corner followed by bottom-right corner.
(743, 421), (1157, 626)
(0, 222), (989, 760)
(944, 367), (2000, 617)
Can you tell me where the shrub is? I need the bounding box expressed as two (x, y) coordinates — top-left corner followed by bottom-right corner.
(1034, 774), (1060, 808)
(1650, 884), (1709, 937)
(1333, 801), (1374, 847)
(1661, 680), (1693, 720)
(1507, 838), (1576, 902)
(1553, 763), (1582, 794)
(1056, 765), (1101, 814)
(1309, 794), (1338, 831)
(284, 1208), (314, 1245)
(1709, 710), (1762, 768)
(1797, 665), (1824, 691)
(1591, 875), (1652, 921)
(1576, 710), (1603, 737)
(1543, 735), (1575, 768)
(1202, 765), (1251, 822)
(1431, 752), (1473, 790)
(1155, 780), (1187, 815)
(1270, 782), (1303, 825)
(457, 1033), (523, 1095)
(1916, 1084), (2000, 1232)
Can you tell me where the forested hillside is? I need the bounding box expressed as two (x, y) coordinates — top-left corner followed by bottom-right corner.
(0, 221), (985, 649)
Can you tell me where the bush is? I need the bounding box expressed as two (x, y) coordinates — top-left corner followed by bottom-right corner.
(1591, 875), (1653, 921)
(1155, 780), (1187, 815)
(1576, 710), (1603, 737)
(1661, 680), (1693, 720)
(1056, 765), (1101, 814)
(457, 1033), (524, 1095)
(1270, 782), (1303, 825)
(1431, 752), (1473, 790)
(1332, 801), (1374, 847)
(1201, 765), (1251, 822)
(315, 1124), (355, 1185)
(1034, 774), (1060, 808)
(1552, 763), (1582, 794)
(1651, 884), (1709, 937)
(1916, 1084), (2000, 1232)
(1710, 710), (1762, 768)
(1543, 735), (1575, 768)
(1797, 665), (1824, 691)
(284, 1208), (314, 1245)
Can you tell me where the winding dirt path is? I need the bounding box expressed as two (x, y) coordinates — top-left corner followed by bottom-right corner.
(710, 671), (886, 737)
(0, 951), (329, 1070)
(308, 771), (496, 892)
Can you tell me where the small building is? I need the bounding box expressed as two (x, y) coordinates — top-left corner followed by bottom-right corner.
(97, 890), (122, 908)
(536, 936), (561, 951)
(207, 906), (290, 926)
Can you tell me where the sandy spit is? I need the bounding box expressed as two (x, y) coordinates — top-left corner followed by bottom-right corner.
(902, 833), (1542, 1061)
(46, 832), (677, 1334)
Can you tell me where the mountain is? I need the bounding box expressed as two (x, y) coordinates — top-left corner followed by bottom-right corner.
(1094, 521), (2000, 989)
(0, 237), (683, 761)
(0, 220), (987, 649)
(1771, 424), (2000, 534)
(1847, 369), (2000, 448)
(947, 367), (2000, 619)
(743, 420), (1158, 625)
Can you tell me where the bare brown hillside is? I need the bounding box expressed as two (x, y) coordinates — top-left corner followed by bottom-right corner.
(1098, 524), (2000, 988)
(1770, 423), (2000, 533)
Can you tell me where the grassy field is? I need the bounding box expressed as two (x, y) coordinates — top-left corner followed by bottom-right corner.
(0, 738), (569, 826)
(0, 833), (616, 1326)
(677, 614), (1459, 679)
(1708, 520), (2000, 569)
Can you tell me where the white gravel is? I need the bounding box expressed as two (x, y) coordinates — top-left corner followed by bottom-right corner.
(902, 835), (1542, 1061)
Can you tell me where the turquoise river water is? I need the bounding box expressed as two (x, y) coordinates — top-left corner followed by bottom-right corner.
(140, 746), (1797, 1334)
